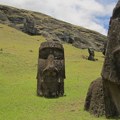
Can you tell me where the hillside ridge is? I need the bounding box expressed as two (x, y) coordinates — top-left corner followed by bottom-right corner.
(0, 4), (107, 51)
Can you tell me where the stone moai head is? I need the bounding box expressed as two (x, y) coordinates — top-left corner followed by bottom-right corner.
(101, 0), (120, 83)
(37, 41), (65, 98)
(102, 41), (107, 56)
(88, 47), (95, 61)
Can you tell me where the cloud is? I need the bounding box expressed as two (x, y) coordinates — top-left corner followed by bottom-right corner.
(0, 0), (118, 35)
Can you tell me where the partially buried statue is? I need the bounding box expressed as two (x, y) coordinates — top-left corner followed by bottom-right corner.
(84, 0), (120, 118)
(37, 41), (65, 98)
(88, 47), (95, 61)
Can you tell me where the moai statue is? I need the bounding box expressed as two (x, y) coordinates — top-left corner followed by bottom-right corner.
(88, 47), (95, 61)
(36, 41), (65, 98)
(24, 16), (37, 35)
(84, 0), (120, 118)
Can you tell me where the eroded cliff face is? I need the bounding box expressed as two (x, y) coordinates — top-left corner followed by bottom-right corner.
(0, 5), (107, 51)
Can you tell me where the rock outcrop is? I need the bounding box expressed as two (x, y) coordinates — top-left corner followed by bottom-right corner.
(0, 5), (107, 51)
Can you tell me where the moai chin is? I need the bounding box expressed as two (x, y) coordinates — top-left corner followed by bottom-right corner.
(36, 41), (65, 98)
(84, 0), (120, 118)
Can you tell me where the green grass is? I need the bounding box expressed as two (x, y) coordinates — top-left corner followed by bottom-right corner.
(0, 24), (112, 120)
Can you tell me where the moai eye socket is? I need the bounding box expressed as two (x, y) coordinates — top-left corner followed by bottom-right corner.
(39, 48), (64, 60)
(39, 48), (53, 59)
(54, 49), (64, 60)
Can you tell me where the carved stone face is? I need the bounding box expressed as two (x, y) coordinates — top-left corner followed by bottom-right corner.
(37, 42), (65, 98)
(101, 1), (120, 82)
(88, 48), (95, 61)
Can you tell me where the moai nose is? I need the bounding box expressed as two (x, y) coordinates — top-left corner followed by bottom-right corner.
(48, 54), (54, 62)
(43, 54), (56, 73)
(46, 54), (55, 70)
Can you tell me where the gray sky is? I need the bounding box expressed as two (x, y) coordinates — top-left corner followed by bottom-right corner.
(0, 0), (118, 35)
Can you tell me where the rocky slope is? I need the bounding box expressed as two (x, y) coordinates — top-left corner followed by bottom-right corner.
(0, 4), (107, 51)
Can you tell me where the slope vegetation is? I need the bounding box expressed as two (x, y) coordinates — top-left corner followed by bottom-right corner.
(0, 24), (106, 120)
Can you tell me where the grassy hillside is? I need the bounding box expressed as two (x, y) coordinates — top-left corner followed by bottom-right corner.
(0, 24), (107, 120)
(0, 4), (107, 51)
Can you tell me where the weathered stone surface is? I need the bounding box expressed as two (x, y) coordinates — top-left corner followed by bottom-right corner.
(102, 41), (107, 55)
(0, 10), (8, 21)
(24, 16), (37, 35)
(84, 77), (105, 117)
(102, 80), (119, 118)
(37, 41), (65, 98)
(0, 4), (107, 51)
(102, 0), (120, 83)
(88, 48), (95, 61)
(84, 1), (120, 118)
